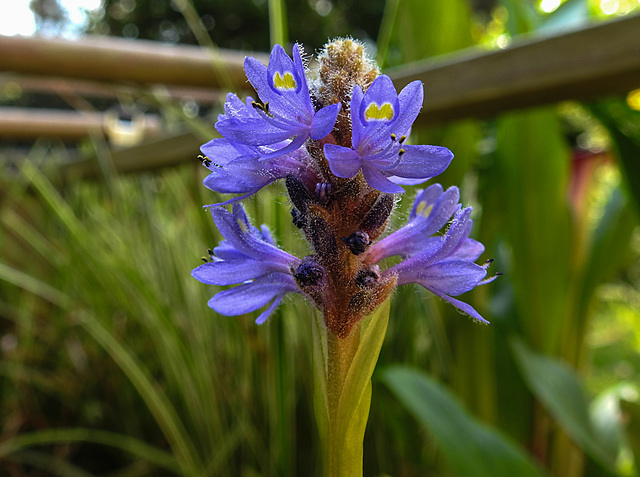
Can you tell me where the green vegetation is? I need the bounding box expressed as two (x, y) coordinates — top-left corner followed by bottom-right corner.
(1, 0), (640, 475)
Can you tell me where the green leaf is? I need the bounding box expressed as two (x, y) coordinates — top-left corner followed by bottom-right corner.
(382, 365), (549, 477)
(578, 188), (637, 328)
(620, 397), (640, 471)
(0, 428), (179, 472)
(381, 0), (474, 66)
(495, 107), (572, 353)
(511, 337), (617, 469)
(587, 99), (640, 218)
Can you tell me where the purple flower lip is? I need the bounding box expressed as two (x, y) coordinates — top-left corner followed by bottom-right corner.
(324, 75), (453, 193)
(215, 44), (341, 161)
(192, 204), (301, 324)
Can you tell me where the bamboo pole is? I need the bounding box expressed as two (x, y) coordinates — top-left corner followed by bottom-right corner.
(0, 107), (162, 141)
(388, 13), (640, 126)
(1, 15), (639, 126)
(0, 34), (261, 90)
(0, 73), (222, 104)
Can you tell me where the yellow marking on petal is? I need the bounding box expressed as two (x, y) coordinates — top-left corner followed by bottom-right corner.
(237, 218), (248, 233)
(415, 201), (433, 218)
(365, 102), (394, 121)
(273, 72), (297, 91)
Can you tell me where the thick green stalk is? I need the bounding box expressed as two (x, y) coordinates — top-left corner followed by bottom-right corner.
(326, 330), (364, 476)
(313, 300), (391, 477)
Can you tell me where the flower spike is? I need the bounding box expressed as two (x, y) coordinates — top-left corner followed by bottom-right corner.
(195, 38), (495, 329)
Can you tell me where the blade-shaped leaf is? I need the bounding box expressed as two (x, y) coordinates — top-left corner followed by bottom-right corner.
(382, 365), (550, 477)
(511, 337), (617, 469)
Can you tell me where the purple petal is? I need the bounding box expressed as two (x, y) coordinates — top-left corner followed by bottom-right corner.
(215, 118), (297, 146)
(426, 207), (473, 264)
(392, 80), (424, 136)
(192, 259), (289, 286)
(432, 292), (489, 324)
(255, 133), (308, 161)
(310, 102), (341, 139)
(244, 56), (270, 99)
(202, 157), (276, 194)
(200, 138), (256, 167)
(387, 176), (430, 186)
(409, 184), (445, 220)
(357, 75), (401, 150)
(350, 84), (365, 148)
(211, 207), (298, 264)
(416, 261), (487, 296)
(207, 273), (298, 316)
(324, 144), (362, 178)
(367, 185), (460, 262)
(267, 44), (302, 93)
(371, 234), (442, 265)
(383, 145), (453, 180)
(449, 239), (485, 262)
(361, 164), (405, 194)
(219, 93), (260, 122)
(212, 240), (250, 260)
(409, 185), (460, 234)
(254, 294), (285, 324)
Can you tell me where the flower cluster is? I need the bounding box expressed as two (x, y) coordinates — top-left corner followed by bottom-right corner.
(193, 39), (496, 337)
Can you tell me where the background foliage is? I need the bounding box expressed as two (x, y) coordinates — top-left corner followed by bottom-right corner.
(1, 0), (640, 475)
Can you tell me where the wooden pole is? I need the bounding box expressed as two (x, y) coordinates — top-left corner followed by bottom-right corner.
(387, 13), (640, 126)
(0, 34), (261, 90)
(0, 107), (162, 141)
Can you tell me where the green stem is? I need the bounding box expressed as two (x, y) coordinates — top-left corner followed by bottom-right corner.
(326, 330), (363, 477)
(313, 299), (391, 477)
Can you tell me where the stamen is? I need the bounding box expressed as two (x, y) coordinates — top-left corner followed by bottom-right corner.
(198, 155), (212, 168)
(399, 135), (407, 143)
(251, 100), (272, 116)
(390, 133), (397, 141)
(398, 149), (405, 156)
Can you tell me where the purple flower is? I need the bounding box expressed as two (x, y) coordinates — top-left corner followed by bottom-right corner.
(191, 204), (301, 324)
(215, 44), (341, 160)
(323, 75), (453, 193)
(364, 186), (495, 323)
(200, 127), (316, 204)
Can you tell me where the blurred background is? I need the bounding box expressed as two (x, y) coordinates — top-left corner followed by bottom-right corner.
(1, 0), (640, 475)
